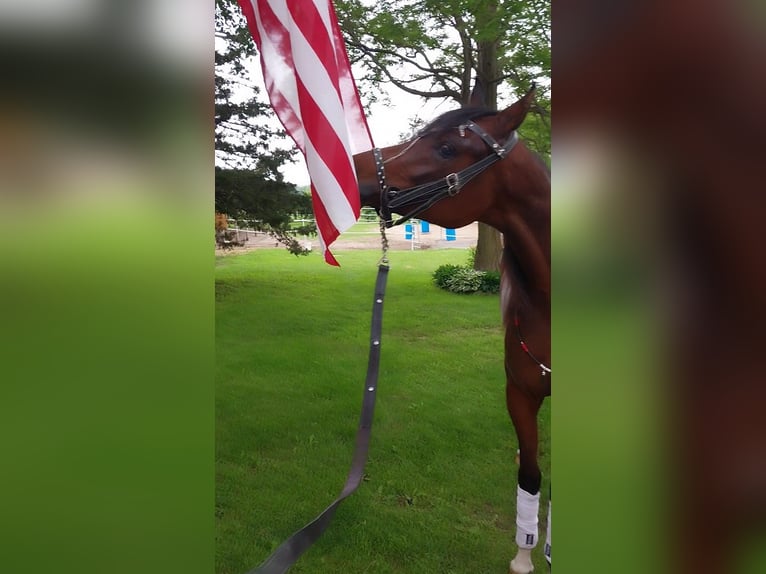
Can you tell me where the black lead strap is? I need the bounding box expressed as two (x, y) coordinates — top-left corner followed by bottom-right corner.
(248, 263), (390, 574)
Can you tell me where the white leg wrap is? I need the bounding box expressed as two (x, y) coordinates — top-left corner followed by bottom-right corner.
(544, 500), (551, 565)
(514, 485), (540, 549)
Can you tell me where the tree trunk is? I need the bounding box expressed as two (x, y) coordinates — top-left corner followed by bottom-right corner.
(472, 12), (502, 272)
(474, 222), (503, 271)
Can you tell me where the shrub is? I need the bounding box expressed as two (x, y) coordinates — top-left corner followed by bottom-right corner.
(432, 264), (463, 289)
(466, 246), (477, 267)
(432, 264), (501, 295)
(444, 267), (484, 293)
(479, 271), (501, 293)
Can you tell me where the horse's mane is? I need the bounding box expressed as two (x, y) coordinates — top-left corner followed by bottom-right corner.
(418, 107), (498, 136)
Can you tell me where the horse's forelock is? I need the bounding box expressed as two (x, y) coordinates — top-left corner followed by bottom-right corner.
(418, 107), (497, 137)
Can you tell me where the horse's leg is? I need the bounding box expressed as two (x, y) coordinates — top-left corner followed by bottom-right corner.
(506, 381), (544, 574)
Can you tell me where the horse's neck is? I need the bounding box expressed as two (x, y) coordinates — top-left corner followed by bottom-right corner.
(496, 148), (551, 313)
(501, 227), (549, 308)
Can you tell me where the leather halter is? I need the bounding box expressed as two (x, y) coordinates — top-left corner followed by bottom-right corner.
(373, 121), (519, 228)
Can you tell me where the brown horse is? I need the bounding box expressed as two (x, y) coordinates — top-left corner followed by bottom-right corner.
(353, 87), (550, 573)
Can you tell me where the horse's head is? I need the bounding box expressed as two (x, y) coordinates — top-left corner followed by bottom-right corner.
(353, 87), (537, 229)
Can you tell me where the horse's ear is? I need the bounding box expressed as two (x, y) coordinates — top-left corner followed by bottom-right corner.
(468, 77), (487, 107)
(496, 84), (536, 132)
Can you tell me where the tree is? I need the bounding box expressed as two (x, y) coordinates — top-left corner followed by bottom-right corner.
(215, 0), (314, 254)
(215, 167), (314, 254)
(336, 0), (550, 270)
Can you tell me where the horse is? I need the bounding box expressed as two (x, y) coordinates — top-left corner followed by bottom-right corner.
(353, 87), (550, 574)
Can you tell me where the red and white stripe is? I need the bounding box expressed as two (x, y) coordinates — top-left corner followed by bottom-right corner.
(237, 0), (373, 265)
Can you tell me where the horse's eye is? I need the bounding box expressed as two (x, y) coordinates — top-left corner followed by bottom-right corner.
(438, 143), (455, 159)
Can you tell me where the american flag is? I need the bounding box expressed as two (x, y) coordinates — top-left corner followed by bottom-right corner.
(237, 0), (374, 265)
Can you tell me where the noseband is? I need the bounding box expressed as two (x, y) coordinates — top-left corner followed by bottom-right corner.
(373, 121), (519, 227)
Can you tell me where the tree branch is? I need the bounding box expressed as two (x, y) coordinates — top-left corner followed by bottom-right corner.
(491, 71), (523, 85)
(379, 73), (459, 100)
(452, 14), (475, 103)
(346, 38), (456, 78)
(347, 38), (462, 101)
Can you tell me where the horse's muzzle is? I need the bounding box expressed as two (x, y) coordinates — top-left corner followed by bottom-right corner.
(358, 181), (380, 209)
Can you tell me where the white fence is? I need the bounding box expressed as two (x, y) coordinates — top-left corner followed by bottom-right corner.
(220, 209), (477, 251)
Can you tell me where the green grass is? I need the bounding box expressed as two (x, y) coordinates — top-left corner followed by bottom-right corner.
(334, 220), (381, 241)
(216, 248), (551, 574)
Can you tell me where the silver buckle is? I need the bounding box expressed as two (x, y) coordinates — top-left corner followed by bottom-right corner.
(446, 173), (460, 195)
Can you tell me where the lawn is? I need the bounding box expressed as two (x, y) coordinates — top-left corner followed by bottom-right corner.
(216, 248), (551, 574)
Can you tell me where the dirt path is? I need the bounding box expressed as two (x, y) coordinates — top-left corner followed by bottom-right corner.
(216, 222), (479, 256)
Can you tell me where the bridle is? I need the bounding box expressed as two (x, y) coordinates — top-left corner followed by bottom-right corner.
(373, 120), (519, 228)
